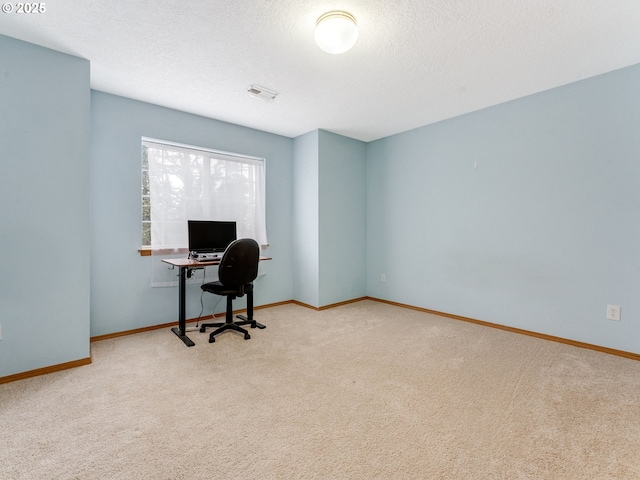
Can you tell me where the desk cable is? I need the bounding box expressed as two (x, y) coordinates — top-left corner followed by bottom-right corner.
(184, 266), (223, 332)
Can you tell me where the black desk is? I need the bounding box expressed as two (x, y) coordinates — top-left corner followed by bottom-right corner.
(161, 257), (270, 346)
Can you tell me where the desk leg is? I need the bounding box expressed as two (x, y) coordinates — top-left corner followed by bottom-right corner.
(237, 290), (266, 329)
(171, 266), (195, 347)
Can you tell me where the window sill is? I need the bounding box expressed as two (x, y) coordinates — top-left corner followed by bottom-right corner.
(138, 248), (189, 257)
(139, 245), (269, 257)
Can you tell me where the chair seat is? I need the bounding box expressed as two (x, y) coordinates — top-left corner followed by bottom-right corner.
(201, 281), (253, 297)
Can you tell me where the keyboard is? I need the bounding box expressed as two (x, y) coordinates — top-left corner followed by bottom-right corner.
(196, 257), (222, 263)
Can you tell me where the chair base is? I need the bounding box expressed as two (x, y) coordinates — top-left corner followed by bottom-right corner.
(200, 315), (266, 343)
(199, 322), (251, 343)
(236, 314), (266, 329)
(199, 290), (266, 343)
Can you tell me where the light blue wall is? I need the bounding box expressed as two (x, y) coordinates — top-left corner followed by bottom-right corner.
(366, 64), (640, 354)
(318, 130), (366, 305)
(292, 130), (320, 307)
(90, 91), (294, 336)
(0, 35), (91, 376)
(292, 129), (367, 308)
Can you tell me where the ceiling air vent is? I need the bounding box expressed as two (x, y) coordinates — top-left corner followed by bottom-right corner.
(247, 84), (278, 102)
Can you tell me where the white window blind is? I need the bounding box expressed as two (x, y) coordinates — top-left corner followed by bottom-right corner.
(142, 138), (267, 250)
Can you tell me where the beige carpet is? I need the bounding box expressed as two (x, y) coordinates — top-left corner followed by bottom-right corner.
(1, 300), (640, 479)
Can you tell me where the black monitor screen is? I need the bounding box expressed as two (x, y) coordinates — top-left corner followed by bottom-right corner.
(188, 220), (237, 254)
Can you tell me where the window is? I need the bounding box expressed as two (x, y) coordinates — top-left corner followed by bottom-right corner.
(141, 138), (267, 251)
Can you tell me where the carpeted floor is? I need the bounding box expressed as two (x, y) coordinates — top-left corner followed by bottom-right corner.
(1, 300), (640, 479)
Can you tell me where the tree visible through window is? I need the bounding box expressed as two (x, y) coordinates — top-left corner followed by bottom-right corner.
(141, 138), (267, 249)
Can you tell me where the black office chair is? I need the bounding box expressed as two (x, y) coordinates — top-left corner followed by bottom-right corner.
(199, 238), (266, 343)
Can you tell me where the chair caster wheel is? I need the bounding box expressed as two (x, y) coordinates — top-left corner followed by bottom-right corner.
(200, 327), (206, 333)
(244, 333), (251, 340)
(209, 335), (215, 343)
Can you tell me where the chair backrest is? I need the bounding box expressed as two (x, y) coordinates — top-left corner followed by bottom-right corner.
(218, 238), (260, 288)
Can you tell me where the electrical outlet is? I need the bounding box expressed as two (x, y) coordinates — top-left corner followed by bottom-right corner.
(607, 305), (621, 321)
(380, 273), (386, 282)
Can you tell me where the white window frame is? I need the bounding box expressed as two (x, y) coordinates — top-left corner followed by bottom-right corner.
(141, 137), (267, 251)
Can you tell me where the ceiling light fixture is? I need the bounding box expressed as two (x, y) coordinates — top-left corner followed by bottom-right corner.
(314, 11), (358, 54)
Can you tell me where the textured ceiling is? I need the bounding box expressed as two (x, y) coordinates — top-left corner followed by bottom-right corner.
(1, 0), (640, 141)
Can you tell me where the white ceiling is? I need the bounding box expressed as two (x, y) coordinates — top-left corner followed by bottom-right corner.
(2, 0), (640, 142)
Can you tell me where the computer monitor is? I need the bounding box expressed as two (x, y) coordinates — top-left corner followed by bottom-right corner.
(188, 220), (237, 254)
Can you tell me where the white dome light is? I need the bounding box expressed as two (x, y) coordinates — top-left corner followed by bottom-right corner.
(314, 11), (358, 54)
